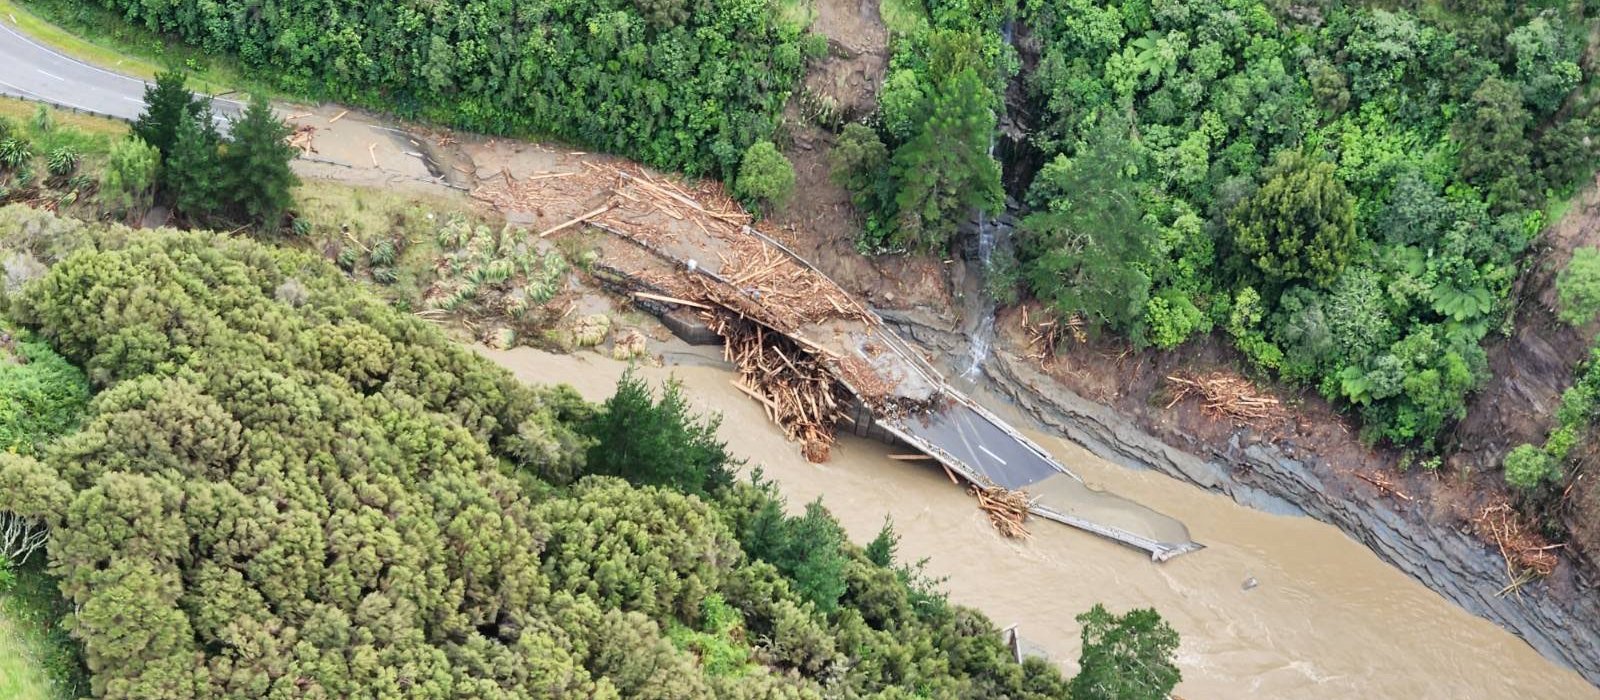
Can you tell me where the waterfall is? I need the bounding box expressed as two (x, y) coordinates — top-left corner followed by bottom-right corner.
(959, 18), (1018, 381)
(960, 136), (1002, 380)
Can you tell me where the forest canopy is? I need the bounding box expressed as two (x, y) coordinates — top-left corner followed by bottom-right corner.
(72, 0), (813, 178)
(1016, 0), (1598, 446)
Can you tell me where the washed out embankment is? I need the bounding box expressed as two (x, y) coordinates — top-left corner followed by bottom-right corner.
(884, 309), (1600, 688)
(480, 345), (1599, 699)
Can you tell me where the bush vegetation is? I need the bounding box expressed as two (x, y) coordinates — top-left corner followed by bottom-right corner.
(1558, 247), (1600, 326)
(0, 312), (90, 699)
(1016, 0), (1598, 447)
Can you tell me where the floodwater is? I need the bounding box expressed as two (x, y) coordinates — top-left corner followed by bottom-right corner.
(481, 346), (1599, 699)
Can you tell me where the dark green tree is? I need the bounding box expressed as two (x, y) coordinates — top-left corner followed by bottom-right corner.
(163, 104), (224, 221)
(131, 70), (198, 159)
(222, 94), (298, 230)
(1453, 76), (1535, 208)
(865, 516), (899, 567)
(739, 495), (849, 613)
(582, 369), (736, 496)
(889, 66), (1003, 252)
(830, 123), (896, 244)
(1020, 120), (1156, 337)
(1228, 151), (1356, 290)
(1069, 604), (1182, 700)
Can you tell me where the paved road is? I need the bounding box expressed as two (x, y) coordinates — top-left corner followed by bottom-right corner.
(0, 19), (240, 126)
(891, 403), (1060, 490)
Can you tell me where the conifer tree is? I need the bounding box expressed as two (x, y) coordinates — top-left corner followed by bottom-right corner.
(164, 104), (223, 221)
(888, 66), (1003, 252)
(222, 95), (298, 231)
(131, 70), (198, 159)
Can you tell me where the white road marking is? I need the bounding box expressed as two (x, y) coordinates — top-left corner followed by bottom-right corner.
(0, 21), (145, 86)
(37, 69), (62, 81)
(978, 444), (1008, 466)
(0, 76), (98, 113)
(122, 96), (143, 103)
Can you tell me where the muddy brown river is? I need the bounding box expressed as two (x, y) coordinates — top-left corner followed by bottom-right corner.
(481, 346), (1597, 698)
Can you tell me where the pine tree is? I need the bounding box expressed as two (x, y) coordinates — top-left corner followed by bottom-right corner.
(582, 370), (736, 496)
(222, 95), (298, 231)
(131, 70), (198, 159)
(164, 103), (224, 221)
(888, 66), (1003, 252)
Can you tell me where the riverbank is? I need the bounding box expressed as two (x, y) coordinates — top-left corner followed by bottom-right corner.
(881, 306), (1600, 687)
(480, 343), (1598, 698)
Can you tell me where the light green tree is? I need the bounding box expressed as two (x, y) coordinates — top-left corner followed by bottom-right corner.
(735, 140), (795, 212)
(1503, 444), (1560, 491)
(100, 136), (161, 214)
(1069, 604), (1182, 700)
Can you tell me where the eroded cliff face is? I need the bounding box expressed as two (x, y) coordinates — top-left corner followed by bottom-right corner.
(884, 310), (1600, 686)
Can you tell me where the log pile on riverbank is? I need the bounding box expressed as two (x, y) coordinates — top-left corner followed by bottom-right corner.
(1474, 502), (1560, 579)
(716, 312), (848, 462)
(474, 154), (945, 460)
(1165, 372), (1283, 427)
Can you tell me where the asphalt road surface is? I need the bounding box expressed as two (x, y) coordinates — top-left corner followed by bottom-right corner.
(0, 19), (241, 126)
(890, 402), (1064, 491)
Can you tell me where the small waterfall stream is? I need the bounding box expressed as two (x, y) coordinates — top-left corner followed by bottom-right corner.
(960, 191), (1000, 379)
(960, 19), (1016, 379)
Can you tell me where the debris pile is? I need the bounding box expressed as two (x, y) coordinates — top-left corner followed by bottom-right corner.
(1473, 502), (1560, 579)
(715, 313), (847, 462)
(288, 124), (317, 154)
(1023, 306), (1085, 366)
(470, 155), (932, 459)
(970, 482), (1033, 539)
(698, 239), (868, 332)
(1165, 372), (1283, 426)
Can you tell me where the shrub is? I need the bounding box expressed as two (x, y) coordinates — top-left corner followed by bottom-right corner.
(1504, 443), (1560, 491)
(45, 147), (80, 179)
(735, 140), (796, 212)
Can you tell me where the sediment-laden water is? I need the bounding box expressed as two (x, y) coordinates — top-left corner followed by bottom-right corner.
(481, 346), (1598, 699)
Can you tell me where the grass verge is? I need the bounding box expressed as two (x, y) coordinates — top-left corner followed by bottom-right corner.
(0, 557), (87, 700)
(0, 0), (256, 96)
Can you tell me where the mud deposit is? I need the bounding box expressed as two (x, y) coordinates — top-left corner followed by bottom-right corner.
(481, 346), (1597, 699)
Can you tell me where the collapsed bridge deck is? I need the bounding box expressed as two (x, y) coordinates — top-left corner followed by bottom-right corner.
(477, 156), (1202, 561)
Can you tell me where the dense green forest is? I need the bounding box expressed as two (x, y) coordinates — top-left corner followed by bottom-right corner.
(1014, 0), (1599, 447)
(50, 0), (813, 178)
(0, 205), (1181, 698)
